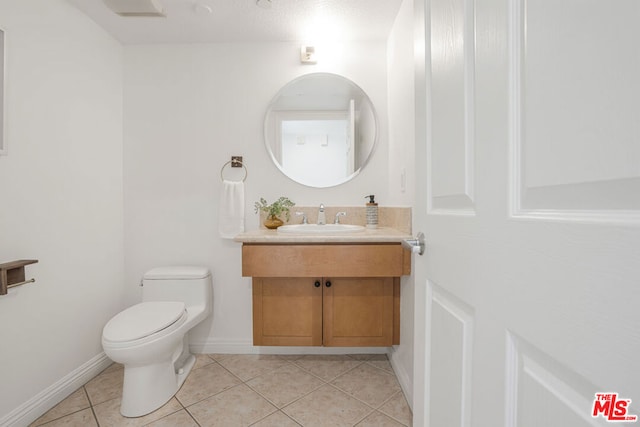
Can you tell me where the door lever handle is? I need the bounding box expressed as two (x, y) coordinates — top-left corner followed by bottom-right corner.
(402, 232), (425, 256)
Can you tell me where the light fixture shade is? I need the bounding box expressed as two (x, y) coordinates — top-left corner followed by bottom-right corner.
(102, 0), (166, 17)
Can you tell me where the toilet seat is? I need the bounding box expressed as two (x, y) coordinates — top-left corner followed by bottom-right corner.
(103, 301), (187, 344)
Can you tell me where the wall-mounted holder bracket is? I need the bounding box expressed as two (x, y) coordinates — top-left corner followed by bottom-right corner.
(231, 156), (243, 167)
(0, 259), (38, 295)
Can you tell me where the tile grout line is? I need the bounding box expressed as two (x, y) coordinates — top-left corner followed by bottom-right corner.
(165, 387), (202, 427)
(176, 359), (242, 409)
(186, 355), (290, 427)
(233, 356), (369, 427)
(243, 372), (327, 412)
(250, 356), (397, 426)
(363, 359), (397, 375)
(290, 358), (367, 384)
(375, 390), (412, 426)
(182, 355), (308, 425)
(326, 358), (409, 424)
(323, 382), (379, 412)
(29, 386), (98, 427)
(239, 359), (326, 422)
(84, 386), (101, 427)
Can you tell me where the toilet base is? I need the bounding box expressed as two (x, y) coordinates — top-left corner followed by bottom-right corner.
(120, 354), (196, 417)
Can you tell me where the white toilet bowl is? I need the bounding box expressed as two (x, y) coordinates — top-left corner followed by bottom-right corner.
(102, 266), (212, 417)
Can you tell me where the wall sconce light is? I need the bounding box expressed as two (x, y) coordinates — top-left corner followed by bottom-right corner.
(300, 46), (317, 64)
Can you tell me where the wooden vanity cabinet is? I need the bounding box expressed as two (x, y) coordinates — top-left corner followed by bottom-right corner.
(243, 243), (410, 347)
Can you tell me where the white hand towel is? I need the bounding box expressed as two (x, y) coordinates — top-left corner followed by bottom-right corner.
(219, 180), (245, 239)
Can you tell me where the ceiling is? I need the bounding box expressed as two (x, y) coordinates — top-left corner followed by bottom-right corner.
(67, 0), (404, 44)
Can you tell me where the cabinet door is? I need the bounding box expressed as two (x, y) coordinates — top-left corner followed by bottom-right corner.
(323, 277), (394, 347)
(252, 278), (322, 346)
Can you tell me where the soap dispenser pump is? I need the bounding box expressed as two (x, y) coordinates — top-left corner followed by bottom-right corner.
(365, 195), (378, 229)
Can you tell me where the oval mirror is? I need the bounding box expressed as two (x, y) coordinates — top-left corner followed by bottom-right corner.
(264, 73), (378, 188)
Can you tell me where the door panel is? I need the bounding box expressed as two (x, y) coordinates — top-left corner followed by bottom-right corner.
(413, 0), (640, 426)
(512, 0), (640, 216)
(429, 282), (474, 427)
(252, 278), (322, 346)
(429, 0), (476, 214)
(323, 277), (394, 347)
(506, 333), (606, 427)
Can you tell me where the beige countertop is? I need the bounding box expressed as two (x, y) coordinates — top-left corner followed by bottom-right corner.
(234, 227), (412, 244)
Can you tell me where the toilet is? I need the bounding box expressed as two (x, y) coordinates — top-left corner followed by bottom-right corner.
(101, 266), (212, 417)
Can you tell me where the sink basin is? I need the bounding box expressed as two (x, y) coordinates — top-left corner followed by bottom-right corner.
(277, 224), (366, 234)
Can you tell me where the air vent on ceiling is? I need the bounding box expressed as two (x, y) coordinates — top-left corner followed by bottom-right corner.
(256, 0), (273, 8)
(102, 0), (166, 17)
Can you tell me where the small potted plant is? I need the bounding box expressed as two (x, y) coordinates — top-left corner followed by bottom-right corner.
(254, 196), (295, 229)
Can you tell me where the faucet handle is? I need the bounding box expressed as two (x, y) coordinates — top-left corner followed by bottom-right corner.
(334, 212), (347, 224)
(295, 211), (308, 224)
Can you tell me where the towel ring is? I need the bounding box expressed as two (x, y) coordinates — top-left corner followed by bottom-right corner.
(220, 160), (247, 182)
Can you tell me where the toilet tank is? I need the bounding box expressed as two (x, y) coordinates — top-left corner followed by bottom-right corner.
(141, 266), (212, 309)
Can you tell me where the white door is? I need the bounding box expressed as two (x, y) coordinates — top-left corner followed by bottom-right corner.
(412, 0), (640, 426)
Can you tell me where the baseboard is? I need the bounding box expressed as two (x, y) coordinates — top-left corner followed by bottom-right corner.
(190, 338), (255, 354)
(388, 350), (414, 411)
(190, 338), (389, 356)
(0, 352), (112, 427)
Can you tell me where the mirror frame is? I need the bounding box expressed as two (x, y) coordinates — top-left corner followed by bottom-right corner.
(263, 72), (378, 188)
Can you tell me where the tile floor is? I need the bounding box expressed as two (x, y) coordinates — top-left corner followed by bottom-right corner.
(30, 354), (412, 427)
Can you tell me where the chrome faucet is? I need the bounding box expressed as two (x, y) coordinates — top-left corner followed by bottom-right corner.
(317, 204), (326, 225)
(295, 211), (308, 224)
(334, 212), (347, 224)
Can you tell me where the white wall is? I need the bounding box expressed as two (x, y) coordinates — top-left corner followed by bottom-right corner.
(123, 41), (390, 350)
(388, 1), (417, 206)
(0, 0), (124, 423)
(386, 0), (417, 407)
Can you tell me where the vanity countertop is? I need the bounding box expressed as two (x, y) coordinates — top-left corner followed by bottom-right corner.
(234, 227), (411, 244)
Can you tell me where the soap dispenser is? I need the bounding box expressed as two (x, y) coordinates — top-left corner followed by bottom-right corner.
(365, 195), (378, 229)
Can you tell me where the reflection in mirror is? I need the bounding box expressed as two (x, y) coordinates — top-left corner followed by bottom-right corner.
(264, 73), (377, 188)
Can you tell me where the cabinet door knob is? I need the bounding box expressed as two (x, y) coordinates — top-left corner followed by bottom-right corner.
(314, 281), (321, 288)
(325, 281), (332, 288)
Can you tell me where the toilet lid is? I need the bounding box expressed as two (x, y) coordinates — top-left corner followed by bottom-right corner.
(103, 301), (186, 343)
